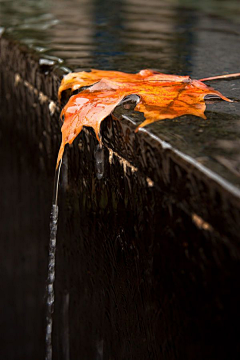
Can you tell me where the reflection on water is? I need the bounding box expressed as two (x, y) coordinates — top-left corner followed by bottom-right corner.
(92, 0), (126, 69)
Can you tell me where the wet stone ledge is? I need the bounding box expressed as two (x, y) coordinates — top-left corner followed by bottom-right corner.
(1, 36), (240, 360)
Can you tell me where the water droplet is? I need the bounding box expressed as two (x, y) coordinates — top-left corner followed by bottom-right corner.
(95, 144), (104, 180)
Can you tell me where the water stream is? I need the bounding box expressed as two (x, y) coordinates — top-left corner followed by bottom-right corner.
(45, 159), (62, 360)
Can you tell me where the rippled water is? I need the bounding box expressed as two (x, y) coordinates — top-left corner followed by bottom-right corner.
(0, 0), (239, 72)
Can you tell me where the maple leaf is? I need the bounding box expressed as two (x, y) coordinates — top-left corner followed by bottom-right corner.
(56, 69), (238, 168)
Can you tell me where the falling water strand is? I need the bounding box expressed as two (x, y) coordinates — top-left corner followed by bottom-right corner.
(45, 158), (62, 360)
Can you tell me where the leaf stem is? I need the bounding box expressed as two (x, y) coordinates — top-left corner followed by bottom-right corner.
(200, 73), (240, 82)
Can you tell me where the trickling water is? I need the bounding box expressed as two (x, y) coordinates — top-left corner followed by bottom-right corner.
(95, 144), (104, 180)
(45, 159), (62, 360)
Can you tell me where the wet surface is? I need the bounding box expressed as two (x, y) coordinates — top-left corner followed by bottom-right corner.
(52, 128), (240, 360)
(1, 0), (240, 186)
(1, 1), (240, 360)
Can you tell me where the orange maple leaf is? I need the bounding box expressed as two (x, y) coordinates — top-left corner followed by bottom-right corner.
(56, 69), (237, 168)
